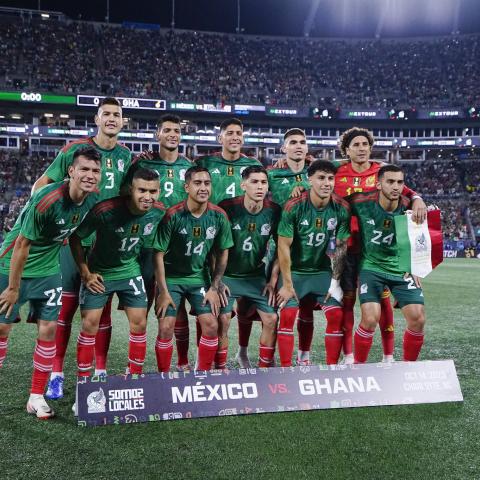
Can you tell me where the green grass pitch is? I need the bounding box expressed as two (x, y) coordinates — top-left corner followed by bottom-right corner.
(1, 259), (479, 479)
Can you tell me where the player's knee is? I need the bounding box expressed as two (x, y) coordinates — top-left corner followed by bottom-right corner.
(38, 321), (57, 341)
(406, 307), (425, 331)
(0, 323), (11, 337)
(360, 314), (378, 331)
(199, 315), (218, 337)
(261, 313), (277, 330)
(158, 317), (175, 338)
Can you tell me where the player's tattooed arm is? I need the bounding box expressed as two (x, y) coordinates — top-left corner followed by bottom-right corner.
(0, 234), (31, 317)
(209, 248), (229, 309)
(330, 238), (348, 281)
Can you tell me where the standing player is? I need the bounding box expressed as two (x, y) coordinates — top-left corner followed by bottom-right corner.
(0, 147), (101, 418)
(38, 98), (131, 399)
(154, 166), (233, 372)
(276, 160), (350, 366)
(71, 168), (165, 378)
(349, 165), (426, 362)
(217, 166), (281, 369)
(335, 127), (426, 363)
(125, 114), (193, 370)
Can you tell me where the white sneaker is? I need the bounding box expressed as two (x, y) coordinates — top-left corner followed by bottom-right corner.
(340, 353), (354, 365)
(235, 350), (251, 369)
(382, 355), (395, 363)
(26, 394), (55, 420)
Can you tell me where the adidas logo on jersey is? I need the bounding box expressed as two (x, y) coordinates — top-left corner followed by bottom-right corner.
(233, 224), (241, 230)
(56, 219), (65, 225)
(281, 178), (290, 184)
(115, 227), (124, 233)
(211, 169), (221, 174)
(301, 219), (309, 226)
(367, 219), (375, 225)
(180, 228), (188, 234)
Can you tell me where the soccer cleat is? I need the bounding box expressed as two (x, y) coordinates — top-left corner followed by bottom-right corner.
(26, 394), (55, 420)
(297, 358), (312, 366)
(45, 375), (64, 400)
(340, 353), (354, 365)
(176, 363), (192, 373)
(382, 355), (395, 363)
(235, 350), (252, 369)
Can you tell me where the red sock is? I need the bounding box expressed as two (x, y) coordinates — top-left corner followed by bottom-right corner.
(354, 326), (375, 363)
(277, 307), (298, 367)
(214, 347), (228, 369)
(31, 339), (56, 394)
(324, 306), (344, 365)
(342, 294), (355, 355)
(237, 314), (253, 348)
(174, 309), (190, 366)
(196, 319), (202, 346)
(297, 299), (314, 353)
(258, 343), (275, 367)
(197, 335), (218, 370)
(77, 332), (95, 377)
(52, 292), (78, 372)
(403, 329), (424, 361)
(95, 297), (112, 370)
(155, 336), (173, 372)
(0, 336), (8, 368)
(128, 331), (147, 374)
(379, 294), (395, 356)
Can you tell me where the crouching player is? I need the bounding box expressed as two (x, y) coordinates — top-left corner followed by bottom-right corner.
(71, 168), (165, 378)
(276, 160), (350, 366)
(153, 166), (233, 371)
(350, 165), (426, 362)
(0, 147), (101, 418)
(218, 166), (281, 368)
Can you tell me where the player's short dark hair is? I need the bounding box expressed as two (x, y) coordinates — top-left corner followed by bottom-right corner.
(98, 97), (121, 109)
(157, 114), (181, 129)
(72, 146), (101, 165)
(184, 166), (210, 183)
(378, 164), (404, 179)
(339, 127), (374, 157)
(219, 118), (243, 132)
(132, 167), (160, 183)
(241, 165), (268, 179)
(283, 128), (306, 142)
(307, 160), (337, 177)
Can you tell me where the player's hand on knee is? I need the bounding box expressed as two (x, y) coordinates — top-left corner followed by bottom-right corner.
(203, 288), (220, 317)
(217, 282), (230, 308)
(262, 282), (276, 307)
(411, 198), (427, 224)
(276, 285), (297, 309)
(0, 286), (19, 317)
(155, 292), (176, 319)
(325, 278), (343, 304)
(83, 273), (105, 294)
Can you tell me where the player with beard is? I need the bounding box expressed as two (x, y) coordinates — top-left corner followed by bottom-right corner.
(34, 98), (132, 399)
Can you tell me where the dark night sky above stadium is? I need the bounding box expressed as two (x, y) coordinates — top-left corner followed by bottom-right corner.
(2, 0), (480, 37)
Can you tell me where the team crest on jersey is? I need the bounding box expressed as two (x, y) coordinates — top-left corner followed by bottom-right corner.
(167, 169), (174, 178)
(179, 169), (186, 181)
(315, 218), (323, 229)
(340, 177), (347, 183)
(71, 214), (80, 224)
(295, 174), (303, 182)
(227, 166), (234, 176)
(193, 226), (202, 237)
(353, 177), (361, 187)
(143, 223), (154, 235)
(383, 219), (392, 229)
(327, 218), (337, 230)
(118, 159), (125, 172)
(248, 223), (256, 232)
(105, 158), (113, 169)
(206, 226), (216, 240)
(365, 175), (375, 187)
(260, 224), (271, 236)
(131, 224), (140, 234)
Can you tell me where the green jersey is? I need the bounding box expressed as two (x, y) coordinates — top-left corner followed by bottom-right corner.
(44, 137), (132, 246)
(349, 191), (411, 276)
(278, 191), (351, 274)
(154, 201), (234, 285)
(195, 154), (263, 204)
(125, 154), (192, 208)
(219, 195), (281, 278)
(0, 182), (99, 278)
(75, 196), (165, 281)
(267, 166), (309, 206)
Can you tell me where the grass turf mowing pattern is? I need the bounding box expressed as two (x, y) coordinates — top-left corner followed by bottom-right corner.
(1, 259), (479, 479)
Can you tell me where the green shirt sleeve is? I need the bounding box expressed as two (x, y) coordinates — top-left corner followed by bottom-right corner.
(337, 205), (351, 241)
(44, 149), (71, 182)
(277, 206), (295, 238)
(75, 209), (101, 240)
(214, 214), (234, 251)
(20, 203), (48, 241)
(153, 215), (173, 252)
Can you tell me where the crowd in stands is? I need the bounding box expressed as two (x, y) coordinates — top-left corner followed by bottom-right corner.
(1, 17), (479, 108)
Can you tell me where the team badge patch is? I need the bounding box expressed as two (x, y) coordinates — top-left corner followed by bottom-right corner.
(206, 226), (216, 239)
(131, 224), (140, 234)
(105, 158), (113, 169)
(71, 214), (80, 224)
(383, 219), (392, 229)
(353, 177), (361, 187)
(227, 166), (234, 176)
(315, 218), (323, 229)
(340, 177), (347, 183)
(248, 223), (256, 232)
(143, 223), (154, 235)
(167, 169), (174, 178)
(193, 227), (202, 237)
(365, 175), (375, 187)
(179, 169), (186, 181)
(327, 218), (337, 230)
(260, 224), (271, 236)
(118, 159), (125, 172)
(295, 174), (303, 182)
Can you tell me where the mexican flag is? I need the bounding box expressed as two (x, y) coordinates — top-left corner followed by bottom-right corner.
(395, 209), (443, 278)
